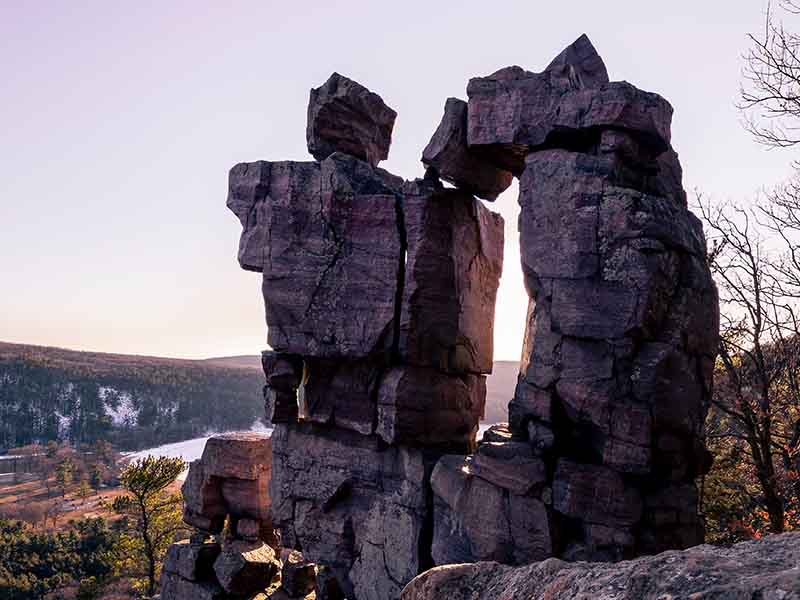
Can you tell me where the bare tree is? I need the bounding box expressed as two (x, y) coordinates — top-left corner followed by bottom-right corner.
(740, 1), (800, 149)
(699, 195), (800, 533)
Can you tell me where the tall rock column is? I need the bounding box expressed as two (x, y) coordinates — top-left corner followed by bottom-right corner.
(428, 34), (719, 564)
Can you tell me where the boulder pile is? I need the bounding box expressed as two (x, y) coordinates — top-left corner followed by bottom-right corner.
(216, 33), (718, 600)
(161, 432), (311, 599)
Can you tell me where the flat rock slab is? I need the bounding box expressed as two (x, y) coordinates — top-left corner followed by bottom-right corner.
(307, 72), (397, 166)
(401, 532), (800, 600)
(201, 432), (271, 480)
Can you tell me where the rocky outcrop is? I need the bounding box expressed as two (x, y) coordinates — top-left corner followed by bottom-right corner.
(221, 32), (719, 600)
(401, 533), (800, 599)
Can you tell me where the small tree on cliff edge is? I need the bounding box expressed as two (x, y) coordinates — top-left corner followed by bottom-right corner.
(112, 456), (187, 597)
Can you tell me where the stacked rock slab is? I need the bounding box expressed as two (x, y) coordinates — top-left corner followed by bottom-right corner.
(429, 34), (718, 564)
(227, 73), (504, 600)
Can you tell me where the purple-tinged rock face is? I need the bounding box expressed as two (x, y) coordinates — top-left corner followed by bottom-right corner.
(465, 34), (672, 174)
(376, 366), (485, 449)
(227, 153), (404, 359)
(400, 184), (504, 375)
(422, 97), (513, 201)
(307, 72), (397, 166)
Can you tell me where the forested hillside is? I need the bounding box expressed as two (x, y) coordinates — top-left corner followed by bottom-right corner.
(0, 342), (264, 451)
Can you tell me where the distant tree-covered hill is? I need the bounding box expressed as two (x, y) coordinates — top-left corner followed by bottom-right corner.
(0, 342), (265, 451)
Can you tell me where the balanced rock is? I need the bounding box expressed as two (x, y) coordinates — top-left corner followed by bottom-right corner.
(307, 72), (397, 166)
(182, 432), (274, 542)
(422, 97), (513, 201)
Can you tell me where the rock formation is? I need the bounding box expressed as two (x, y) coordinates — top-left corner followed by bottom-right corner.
(212, 34), (718, 600)
(429, 34), (718, 566)
(400, 532), (800, 599)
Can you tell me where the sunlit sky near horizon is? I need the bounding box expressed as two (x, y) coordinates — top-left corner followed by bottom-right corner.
(1, 0), (797, 361)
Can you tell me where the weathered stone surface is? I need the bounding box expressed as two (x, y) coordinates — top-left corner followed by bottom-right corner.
(182, 461), (226, 534)
(430, 454), (551, 566)
(182, 433), (274, 542)
(400, 184), (504, 374)
(213, 540), (279, 596)
(376, 366), (485, 449)
(270, 423), (430, 600)
(422, 97), (513, 201)
(307, 72), (397, 167)
(201, 432), (271, 481)
(280, 550), (316, 598)
(227, 153), (403, 358)
(553, 460), (642, 528)
(163, 539), (221, 582)
(160, 571), (225, 600)
(401, 533), (800, 600)
(466, 36), (671, 174)
(302, 358), (380, 435)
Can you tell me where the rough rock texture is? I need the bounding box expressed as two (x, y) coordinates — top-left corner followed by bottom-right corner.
(307, 72), (397, 167)
(422, 98), (513, 201)
(163, 539), (221, 582)
(181, 432), (274, 543)
(227, 154), (404, 358)
(270, 423), (432, 600)
(220, 35), (719, 600)
(400, 183), (504, 374)
(466, 34), (671, 174)
(401, 533), (800, 599)
(376, 367), (485, 449)
(213, 540), (280, 596)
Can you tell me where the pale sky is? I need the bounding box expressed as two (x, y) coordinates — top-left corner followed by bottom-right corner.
(0, 0), (796, 360)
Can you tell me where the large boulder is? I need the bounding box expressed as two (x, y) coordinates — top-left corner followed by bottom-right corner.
(466, 35), (672, 174)
(227, 153), (404, 358)
(307, 72), (397, 166)
(422, 97), (513, 201)
(401, 533), (800, 600)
